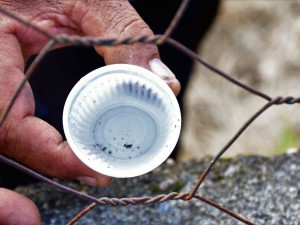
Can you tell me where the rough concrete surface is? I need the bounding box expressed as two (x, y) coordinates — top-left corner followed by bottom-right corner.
(16, 151), (300, 225)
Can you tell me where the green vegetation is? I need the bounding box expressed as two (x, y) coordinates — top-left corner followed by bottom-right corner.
(275, 118), (300, 155)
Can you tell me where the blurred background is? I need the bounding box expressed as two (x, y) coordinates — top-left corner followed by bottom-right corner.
(2, 0), (300, 188)
(179, 0), (300, 160)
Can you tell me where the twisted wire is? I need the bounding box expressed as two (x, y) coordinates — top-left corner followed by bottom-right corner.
(68, 192), (256, 225)
(57, 34), (162, 47)
(187, 96), (300, 199)
(0, 34), (275, 127)
(271, 96), (300, 105)
(0, 149), (255, 225)
(0, 2), (299, 225)
(95, 192), (190, 206)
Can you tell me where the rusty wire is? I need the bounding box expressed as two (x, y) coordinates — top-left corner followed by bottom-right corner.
(0, 1), (299, 225)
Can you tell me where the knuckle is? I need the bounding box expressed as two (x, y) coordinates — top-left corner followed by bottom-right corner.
(85, 0), (153, 37)
(120, 18), (153, 37)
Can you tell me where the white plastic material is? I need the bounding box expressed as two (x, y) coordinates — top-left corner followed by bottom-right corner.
(63, 64), (181, 178)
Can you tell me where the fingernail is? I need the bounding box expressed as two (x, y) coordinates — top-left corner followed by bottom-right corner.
(76, 176), (97, 187)
(149, 58), (181, 96)
(149, 58), (176, 80)
(76, 175), (112, 187)
(96, 175), (113, 188)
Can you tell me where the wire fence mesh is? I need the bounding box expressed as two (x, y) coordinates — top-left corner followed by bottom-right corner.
(0, 1), (299, 224)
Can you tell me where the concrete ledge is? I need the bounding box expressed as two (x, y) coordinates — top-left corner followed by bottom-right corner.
(16, 151), (300, 225)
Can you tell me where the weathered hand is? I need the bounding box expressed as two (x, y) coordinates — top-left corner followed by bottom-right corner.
(0, 0), (180, 224)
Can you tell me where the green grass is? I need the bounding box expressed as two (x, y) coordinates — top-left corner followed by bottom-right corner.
(275, 118), (300, 155)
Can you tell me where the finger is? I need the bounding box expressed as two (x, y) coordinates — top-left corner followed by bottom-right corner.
(0, 188), (41, 225)
(5, 116), (112, 187)
(1, 0), (180, 95)
(149, 58), (181, 96)
(71, 0), (181, 95)
(0, 32), (111, 188)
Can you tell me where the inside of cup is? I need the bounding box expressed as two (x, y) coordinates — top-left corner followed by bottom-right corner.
(92, 104), (158, 160)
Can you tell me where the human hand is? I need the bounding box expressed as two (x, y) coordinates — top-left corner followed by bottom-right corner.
(0, 0), (180, 224)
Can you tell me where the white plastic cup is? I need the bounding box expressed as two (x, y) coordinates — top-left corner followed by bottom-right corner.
(63, 64), (181, 178)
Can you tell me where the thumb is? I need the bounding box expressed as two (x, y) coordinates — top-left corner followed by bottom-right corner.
(73, 0), (180, 95)
(0, 188), (41, 225)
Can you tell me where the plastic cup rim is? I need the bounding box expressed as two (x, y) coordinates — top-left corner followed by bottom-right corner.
(63, 64), (181, 178)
